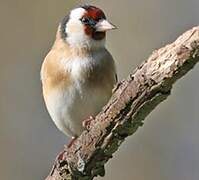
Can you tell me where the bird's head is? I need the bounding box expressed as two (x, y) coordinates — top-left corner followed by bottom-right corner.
(60, 5), (116, 50)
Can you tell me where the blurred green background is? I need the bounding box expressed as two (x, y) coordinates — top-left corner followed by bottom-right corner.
(0, 0), (199, 180)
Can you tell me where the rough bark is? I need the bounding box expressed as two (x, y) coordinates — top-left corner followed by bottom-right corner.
(46, 26), (199, 180)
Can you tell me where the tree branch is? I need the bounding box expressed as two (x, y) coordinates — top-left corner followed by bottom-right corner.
(46, 26), (199, 180)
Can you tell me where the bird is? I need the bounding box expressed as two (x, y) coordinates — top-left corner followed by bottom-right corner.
(41, 5), (117, 145)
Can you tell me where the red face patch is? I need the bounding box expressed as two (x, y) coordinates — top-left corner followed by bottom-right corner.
(84, 6), (106, 21)
(81, 5), (106, 40)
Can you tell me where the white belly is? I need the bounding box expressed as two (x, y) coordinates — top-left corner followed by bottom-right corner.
(45, 82), (112, 137)
(42, 50), (116, 137)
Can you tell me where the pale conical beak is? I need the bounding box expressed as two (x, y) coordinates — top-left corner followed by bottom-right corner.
(95, 20), (117, 32)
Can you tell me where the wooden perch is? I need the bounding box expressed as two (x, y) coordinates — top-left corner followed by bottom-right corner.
(46, 26), (199, 180)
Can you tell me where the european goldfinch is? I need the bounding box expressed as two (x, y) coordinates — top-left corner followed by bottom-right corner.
(41, 5), (117, 144)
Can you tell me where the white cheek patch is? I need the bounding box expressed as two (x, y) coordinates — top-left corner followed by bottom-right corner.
(65, 7), (86, 35)
(66, 7), (86, 34)
(65, 8), (89, 48)
(70, 8), (85, 20)
(66, 20), (83, 33)
(65, 21), (89, 48)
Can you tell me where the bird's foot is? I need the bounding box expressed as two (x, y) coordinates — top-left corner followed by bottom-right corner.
(82, 115), (95, 130)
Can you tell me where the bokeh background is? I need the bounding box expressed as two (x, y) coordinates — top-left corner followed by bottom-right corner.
(0, 0), (199, 179)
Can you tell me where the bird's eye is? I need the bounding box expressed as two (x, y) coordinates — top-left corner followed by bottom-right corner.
(80, 17), (97, 27)
(81, 17), (90, 24)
